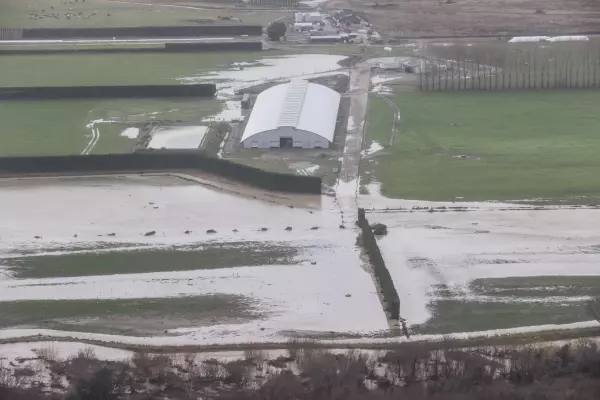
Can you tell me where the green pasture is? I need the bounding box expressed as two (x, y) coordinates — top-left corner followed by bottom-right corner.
(0, 98), (221, 156)
(1, 0), (280, 28)
(0, 295), (261, 335)
(414, 299), (590, 334)
(5, 241), (300, 279)
(413, 276), (600, 334)
(363, 90), (600, 203)
(0, 51), (268, 87)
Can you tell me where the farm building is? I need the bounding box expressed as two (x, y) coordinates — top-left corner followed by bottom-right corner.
(308, 34), (344, 43)
(241, 80), (341, 149)
(295, 12), (323, 23)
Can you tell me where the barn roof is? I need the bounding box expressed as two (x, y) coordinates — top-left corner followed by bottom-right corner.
(241, 80), (341, 144)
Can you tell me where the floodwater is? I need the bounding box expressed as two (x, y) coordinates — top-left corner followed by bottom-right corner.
(147, 125), (208, 149)
(0, 175), (388, 345)
(363, 191), (600, 327)
(179, 54), (348, 96)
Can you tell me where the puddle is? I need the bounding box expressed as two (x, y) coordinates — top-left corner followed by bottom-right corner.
(363, 141), (384, 155)
(147, 126), (208, 149)
(120, 127), (139, 139)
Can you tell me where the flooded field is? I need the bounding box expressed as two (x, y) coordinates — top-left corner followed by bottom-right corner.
(0, 175), (387, 344)
(147, 125), (209, 149)
(364, 200), (600, 335)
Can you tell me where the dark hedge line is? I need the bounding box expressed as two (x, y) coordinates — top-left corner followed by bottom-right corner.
(0, 41), (262, 55)
(357, 208), (400, 319)
(164, 41), (262, 52)
(21, 25), (263, 39)
(0, 85), (216, 100)
(0, 152), (321, 194)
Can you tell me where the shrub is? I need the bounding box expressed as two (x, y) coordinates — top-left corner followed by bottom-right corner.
(267, 22), (286, 41)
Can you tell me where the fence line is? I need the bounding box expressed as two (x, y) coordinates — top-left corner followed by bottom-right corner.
(0, 28), (23, 39)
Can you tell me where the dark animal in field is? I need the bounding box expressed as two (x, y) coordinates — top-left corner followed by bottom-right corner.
(144, 231), (156, 236)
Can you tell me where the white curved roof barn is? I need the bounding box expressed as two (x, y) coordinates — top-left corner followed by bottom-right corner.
(241, 80), (341, 149)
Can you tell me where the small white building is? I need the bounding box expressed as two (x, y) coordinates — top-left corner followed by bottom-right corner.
(241, 80), (341, 149)
(295, 12), (322, 23)
(294, 22), (314, 32)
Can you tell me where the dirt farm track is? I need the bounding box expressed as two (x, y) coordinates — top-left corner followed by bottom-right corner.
(325, 0), (600, 38)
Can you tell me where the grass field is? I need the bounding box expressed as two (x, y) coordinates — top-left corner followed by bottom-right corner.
(0, 295), (260, 335)
(0, 98), (221, 156)
(5, 242), (301, 279)
(0, 51), (267, 87)
(1, 0), (281, 28)
(412, 276), (600, 333)
(364, 90), (600, 203)
(413, 300), (590, 334)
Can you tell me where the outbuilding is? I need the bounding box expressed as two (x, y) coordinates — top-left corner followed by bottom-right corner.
(241, 80), (341, 149)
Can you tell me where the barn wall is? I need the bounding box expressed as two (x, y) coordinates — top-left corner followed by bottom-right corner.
(242, 128), (331, 149)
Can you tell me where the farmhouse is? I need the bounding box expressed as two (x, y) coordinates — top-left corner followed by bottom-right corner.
(241, 79), (341, 149)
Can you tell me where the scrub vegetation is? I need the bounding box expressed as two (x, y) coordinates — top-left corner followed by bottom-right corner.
(7, 342), (600, 400)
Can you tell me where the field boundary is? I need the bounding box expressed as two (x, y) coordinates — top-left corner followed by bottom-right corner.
(0, 85), (216, 99)
(0, 152), (322, 194)
(0, 41), (262, 55)
(357, 208), (400, 320)
(2, 324), (600, 353)
(18, 25), (262, 39)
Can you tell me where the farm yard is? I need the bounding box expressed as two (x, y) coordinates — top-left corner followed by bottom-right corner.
(0, 52), (348, 156)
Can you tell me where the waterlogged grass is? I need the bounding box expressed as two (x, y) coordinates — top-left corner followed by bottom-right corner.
(413, 300), (591, 334)
(0, 295), (261, 335)
(367, 91), (600, 203)
(0, 98), (222, 156)
(5, 242), (302, 279)
(0, 52), (269, 87)
(470, 276), (600, 298)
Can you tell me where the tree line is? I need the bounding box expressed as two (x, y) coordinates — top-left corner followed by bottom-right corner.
(419, 42), (600, 91)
